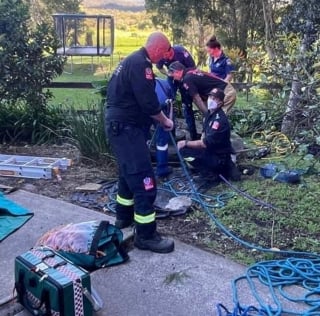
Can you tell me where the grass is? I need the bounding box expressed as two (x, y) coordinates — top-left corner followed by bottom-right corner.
(48, 61), (109, 107)
(48, 89), (101, 107)
(44, 58), (320, 266)
(114, 30), (147, 55)
(187, 149), (320, 265)
(48, 30), (146, 107)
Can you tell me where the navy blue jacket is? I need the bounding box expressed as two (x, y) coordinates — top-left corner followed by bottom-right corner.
(202, 108), (232, 155)
(182, 69), (227, 98)
(156, 45), (195, 70)
(106, 48), (161, 127)
(209, 52), (234, 79)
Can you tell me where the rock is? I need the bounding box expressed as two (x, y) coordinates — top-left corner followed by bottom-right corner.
(231, 132), (245, 152)
(75, 183), (102, 192)
(165, 196), (192, 211)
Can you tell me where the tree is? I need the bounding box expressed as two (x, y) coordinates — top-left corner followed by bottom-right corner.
(209, 0), (264, 52)
(145, 0), (213, 64)
(0, 0), (65, 112)
(272, 0), (320, 137)
(41, 0), (83, 15)
(145, 0), (265, 66)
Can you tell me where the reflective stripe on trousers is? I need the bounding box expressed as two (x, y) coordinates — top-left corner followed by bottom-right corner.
(134, 212), (156, 224)
(116, 194), (134, 206)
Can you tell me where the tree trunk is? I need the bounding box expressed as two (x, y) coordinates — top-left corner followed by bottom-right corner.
(281, 76), (301, 136)
(262, 0), (276, 60)
(281, 30), (313, 137)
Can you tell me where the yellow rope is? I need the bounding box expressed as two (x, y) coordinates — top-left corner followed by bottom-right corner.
(251, 131), (295, 156)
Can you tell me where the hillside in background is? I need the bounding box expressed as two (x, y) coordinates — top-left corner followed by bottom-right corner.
(83, 0), (145, 11)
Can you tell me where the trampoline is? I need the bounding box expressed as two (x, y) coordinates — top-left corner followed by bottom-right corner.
(52, 13), (114, 56)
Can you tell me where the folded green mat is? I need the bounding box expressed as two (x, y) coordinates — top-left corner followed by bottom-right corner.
(0, 193), (34, 242)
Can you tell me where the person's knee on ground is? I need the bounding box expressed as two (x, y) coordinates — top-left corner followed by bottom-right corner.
(155, 146), (172, 177)
(219, 157), (241, 181)
(155, 129), (172, 177)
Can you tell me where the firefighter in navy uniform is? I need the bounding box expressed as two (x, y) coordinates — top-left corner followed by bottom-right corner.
(156, 45), (199, 140)
(168, 61), (236, 114)
(177, 88), (240, 180)
(105, 32), (174, 254)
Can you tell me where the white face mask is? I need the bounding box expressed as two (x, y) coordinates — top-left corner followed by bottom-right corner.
(207, 99), (219, 110)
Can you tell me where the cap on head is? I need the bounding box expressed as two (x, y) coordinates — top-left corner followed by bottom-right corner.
(208, 88), (225, 101)
(168, 61), (185, 73)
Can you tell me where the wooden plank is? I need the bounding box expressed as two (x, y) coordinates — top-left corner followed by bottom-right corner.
(46, 82), (94, 89)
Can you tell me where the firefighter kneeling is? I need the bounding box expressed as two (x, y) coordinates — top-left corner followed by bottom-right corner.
(177, 88), (241, 181)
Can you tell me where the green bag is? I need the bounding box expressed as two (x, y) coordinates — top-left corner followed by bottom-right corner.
(36, 220), (129, 271)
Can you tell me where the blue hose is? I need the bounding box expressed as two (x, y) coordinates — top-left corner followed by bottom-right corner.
(165, 131), (320, 316)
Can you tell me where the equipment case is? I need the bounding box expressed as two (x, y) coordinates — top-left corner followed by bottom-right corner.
(15, 247), (93, 316)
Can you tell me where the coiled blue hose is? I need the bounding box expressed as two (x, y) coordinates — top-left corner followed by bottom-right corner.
(165, 131), (320, 316)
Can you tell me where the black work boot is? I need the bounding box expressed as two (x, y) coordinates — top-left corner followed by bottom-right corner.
(134, 231), (174, 253)
(134, 223), (174, 253)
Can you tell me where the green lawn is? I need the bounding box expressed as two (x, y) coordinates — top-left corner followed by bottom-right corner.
(48, 60), (109, 107)
(48, 34), (265, 109)
(48, 31), (144, 108)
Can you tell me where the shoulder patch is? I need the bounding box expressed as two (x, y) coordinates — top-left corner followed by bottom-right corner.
(183, 83), (189, 90)
(145, 67), (153, 80)
(212, 121), (220, 130)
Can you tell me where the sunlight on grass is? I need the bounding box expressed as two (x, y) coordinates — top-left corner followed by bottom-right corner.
(114, 30), (148, 55)
(50, 59), (110, 107)
(48, 89), (101, 107)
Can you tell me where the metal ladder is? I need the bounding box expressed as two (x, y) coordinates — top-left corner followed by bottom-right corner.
(0, 154), (72, 179)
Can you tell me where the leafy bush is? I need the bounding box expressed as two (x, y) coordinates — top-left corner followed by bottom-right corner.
(0, 100), (66, 144)
(0, 96), (112, 161)
(229, 95), (286, 137)
(61, 102), (112, 161)
(0, 0), (65, 112)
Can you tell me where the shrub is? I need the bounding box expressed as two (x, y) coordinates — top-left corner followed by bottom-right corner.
(0, 0), (65, 112)
(0, 100), (66, 144)
(61, 102), (112, 161)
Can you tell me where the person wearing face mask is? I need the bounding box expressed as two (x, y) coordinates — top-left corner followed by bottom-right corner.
(176, 88), (240, 180)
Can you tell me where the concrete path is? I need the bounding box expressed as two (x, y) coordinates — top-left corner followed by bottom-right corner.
(0, 190), (307, 316)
